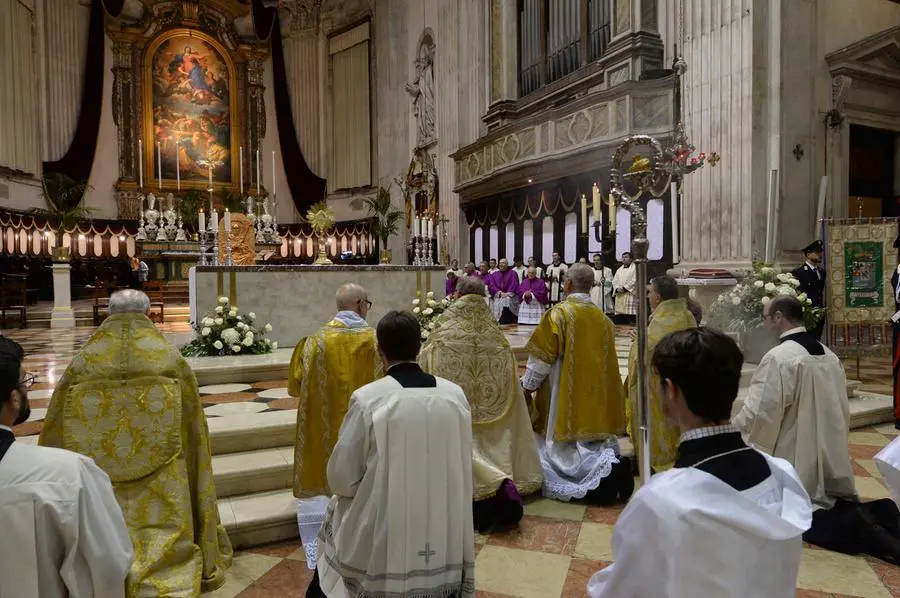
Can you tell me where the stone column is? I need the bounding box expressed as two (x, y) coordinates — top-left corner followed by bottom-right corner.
(50, 263), (76, 329)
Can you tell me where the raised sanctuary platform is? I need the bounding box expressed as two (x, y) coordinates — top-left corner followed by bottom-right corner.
(190, 265), (447, 345)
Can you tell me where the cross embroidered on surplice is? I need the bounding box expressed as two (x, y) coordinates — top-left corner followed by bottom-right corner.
(418, 543), (436, 565)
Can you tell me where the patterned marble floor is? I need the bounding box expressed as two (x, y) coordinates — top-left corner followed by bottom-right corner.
(206, 424), (900, 598)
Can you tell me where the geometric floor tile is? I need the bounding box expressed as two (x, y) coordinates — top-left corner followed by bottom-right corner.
(475, 545), (571, 598)
(257, 387), (291, 400)
(203, 402), (270, 417)
(572, 522), (615, 561)
(856, 476), (891, 501)
(796, 548), (892, 597)
(199, 383), (253, 395)
(523, 497), (586, 522)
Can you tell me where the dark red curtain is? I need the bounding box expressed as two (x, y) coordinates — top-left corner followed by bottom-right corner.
(42, 0), (123, 182)
(251, 0), (327, 215)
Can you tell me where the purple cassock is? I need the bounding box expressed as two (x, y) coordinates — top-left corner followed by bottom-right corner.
(516, 277), (548, 325)
(487, 269), (519, 297)
(445, 275), (458, 297)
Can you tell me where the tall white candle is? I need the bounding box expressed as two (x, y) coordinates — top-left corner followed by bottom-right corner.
(414, 216), (420, 237)
(156, 142), (162, 190)
(592, 183), (601, 222)
(608, 194), (617, 233)
(199, 209), (205, 232)
(175, 141), (180, 191)
(138, 139), (143, 189)
(256, 148), (261, 195)
(239, 147), (244, 195)
(224, 208), (231, 232)
(272, 150), (276, 197)
(670, 183), (679, 263)
(211, 209), (218, 232)
(580, 194), (588, 234)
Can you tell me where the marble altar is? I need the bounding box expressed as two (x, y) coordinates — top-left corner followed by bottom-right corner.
(190, 265), (446, 346)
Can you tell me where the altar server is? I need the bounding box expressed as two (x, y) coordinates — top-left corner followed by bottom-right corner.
(733, 295), (900, 564)
(590, 253), (614, 313)
(522, 264), (633, 503)
(487, 258), (520, 324)
(545, 252), (568, 305)
(517, 266), (549, 325)
(40, 290), (232, 594)
(0, 336), (133, 598)
(308, 311), (475, 598)
(612, 252), (637, 323)
(420, 277), (543, 533)
(512, 257), (526, 282)
(589, 328), (812, 598)
(289, 283), (381, 497)
(526, 256), (543, 280)
(626, 275), (697, 470)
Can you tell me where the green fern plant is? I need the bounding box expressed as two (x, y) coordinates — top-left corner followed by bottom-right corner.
(364, 186), (404, 248)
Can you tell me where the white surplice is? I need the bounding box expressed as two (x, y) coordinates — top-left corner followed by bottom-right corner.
(875, 436), (900, 503)
(590, 267), (614, 313)
(611, 264), (637, 315)
(732, 328), (857, 509)
(0, 436), (133, 598)
(587, 452), (812, 598)
(316, 377), (476, 598)
(545, 263), (568, 303)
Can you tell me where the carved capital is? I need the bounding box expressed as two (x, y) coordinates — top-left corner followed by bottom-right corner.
(283, 0), (322, 33)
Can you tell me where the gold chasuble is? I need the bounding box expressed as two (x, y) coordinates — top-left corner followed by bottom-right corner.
(626, 298), (697, 470)
(39, 313), (233, 595)
(289, 318), (381, 497)
(525, 296), (626, 442)
(419, 294), (543, 500)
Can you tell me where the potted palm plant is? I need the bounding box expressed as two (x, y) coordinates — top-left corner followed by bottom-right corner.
(32, 172), (93, 261)
(364, 186), (404, 264)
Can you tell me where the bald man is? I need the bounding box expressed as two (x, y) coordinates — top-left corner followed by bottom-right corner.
(289, 284), (382, 498)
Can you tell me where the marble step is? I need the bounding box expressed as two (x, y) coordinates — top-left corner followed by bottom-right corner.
(208, 408), (296, 455)
(212, 447), (293, 499)
(218, 488), (298, 550)
(187, 348), (293, 387)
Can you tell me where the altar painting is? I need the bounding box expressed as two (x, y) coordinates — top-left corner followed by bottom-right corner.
(146, 31), (234, 185)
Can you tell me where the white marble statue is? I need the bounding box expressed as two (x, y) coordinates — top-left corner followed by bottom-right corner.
(406, 38), (436, 148)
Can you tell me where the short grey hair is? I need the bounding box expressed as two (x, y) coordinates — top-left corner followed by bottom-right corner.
(108, 289), (151, 314)
(456, 276), (486, 297)
(567, 263), (594, 294)
(650, 275), (679, 301)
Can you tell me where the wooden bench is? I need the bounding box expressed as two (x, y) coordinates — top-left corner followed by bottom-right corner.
(0, 281), (27, 329)
(143, 281), (166, 323)
(92, 285), (111, 326)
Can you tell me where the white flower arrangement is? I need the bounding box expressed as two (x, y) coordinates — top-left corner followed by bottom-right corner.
(182, 297), (277, 357)
(707, 260), (825, 334)
(411, 291), (454, 340)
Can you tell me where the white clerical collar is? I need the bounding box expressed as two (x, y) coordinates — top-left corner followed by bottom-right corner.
(0, 425), (12, 434)
(780, 326), (806, 339)
(805, 261), (819, 270)
(680, 423), (740, 443)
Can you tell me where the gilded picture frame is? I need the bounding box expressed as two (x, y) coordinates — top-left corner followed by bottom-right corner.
(142, 28), (240, 192)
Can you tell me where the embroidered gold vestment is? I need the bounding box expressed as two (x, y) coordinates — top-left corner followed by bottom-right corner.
(39, 313), (233, 595)
(626, 298), (697, 470)
(289, 319), (381, 497)
(525, 296), (627, 442)
(419, 294), (543, 500)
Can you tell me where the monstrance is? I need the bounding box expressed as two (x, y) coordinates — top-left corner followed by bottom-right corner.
(306, 201), (336, 265)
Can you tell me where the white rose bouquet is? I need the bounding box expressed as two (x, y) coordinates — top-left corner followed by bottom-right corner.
(411, 290), (453, 340)
(707, 260), (826, 334)
(181, 296), (278, 357)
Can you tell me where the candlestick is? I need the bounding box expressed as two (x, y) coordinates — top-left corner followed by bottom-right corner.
(207, 149), (213, 189)
(580, 194), (588, 234)
(607, 194), (616, 233)
(175, 141), (180, 191)
(239, 147), (244, 195)
(199, 209), (205, 233)
(157, 142), (162, 190)
(272, 150), (276, 197)
(592, 183), (601, 222)
(256, 148), (261, 195)
(138, 139), (143, 189)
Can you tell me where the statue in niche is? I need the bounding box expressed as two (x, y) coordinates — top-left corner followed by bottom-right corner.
(406, 34), (436, 148)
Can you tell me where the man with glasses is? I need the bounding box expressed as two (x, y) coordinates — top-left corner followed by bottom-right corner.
(0, 335), (133, 597)
(289, 283), (381, 499)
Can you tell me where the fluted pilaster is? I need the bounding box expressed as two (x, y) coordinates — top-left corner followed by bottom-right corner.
(0, 0), (41, 175)
(39, 0), (89, 161)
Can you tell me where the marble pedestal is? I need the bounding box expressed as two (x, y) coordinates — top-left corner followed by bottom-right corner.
(191, 265), (447, 347)
(50, 263), (76, 329)
(676, 277), (739, 319)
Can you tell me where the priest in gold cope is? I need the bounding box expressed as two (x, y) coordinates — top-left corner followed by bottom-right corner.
(289, 283), (382, 497)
